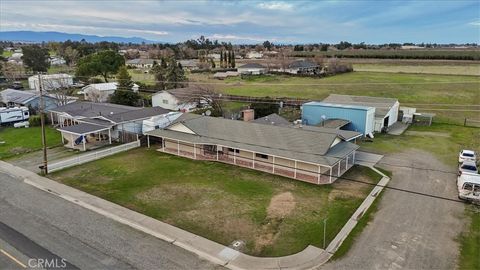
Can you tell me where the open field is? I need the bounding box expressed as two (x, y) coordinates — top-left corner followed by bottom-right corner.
(352, 63), (480, 76)
(0, 127), (62, 159)
(50, 147), (381, 257)
(188, 72), (480, 124)
(291, 49), (480, 60)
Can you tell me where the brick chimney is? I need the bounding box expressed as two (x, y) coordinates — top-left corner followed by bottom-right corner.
(243, 109), (254, 122)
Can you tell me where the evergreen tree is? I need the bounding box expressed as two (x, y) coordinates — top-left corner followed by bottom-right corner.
(231, 51), (236, 68)
(220, 52), (223, 68)
(116, 66), (133, 90)
(210, 58), (216, 69)
(151, 58), (166, 90)
(223, 51), (228, 68)
(165, 58), (186, 89)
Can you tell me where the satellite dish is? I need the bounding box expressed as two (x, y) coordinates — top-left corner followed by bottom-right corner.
(205, 110), (212, 116)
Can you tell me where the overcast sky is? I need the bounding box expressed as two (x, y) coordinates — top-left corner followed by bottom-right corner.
(1, 0), (479, 44)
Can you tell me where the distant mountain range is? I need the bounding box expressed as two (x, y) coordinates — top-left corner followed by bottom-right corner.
(0, 31), (158, 44)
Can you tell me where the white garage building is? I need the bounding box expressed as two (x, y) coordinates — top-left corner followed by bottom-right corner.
(322, 94), (399, 132)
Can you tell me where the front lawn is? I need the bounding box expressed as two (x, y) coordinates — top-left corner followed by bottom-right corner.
(51, 147), (381, 257)
(0, 127), (62, 159)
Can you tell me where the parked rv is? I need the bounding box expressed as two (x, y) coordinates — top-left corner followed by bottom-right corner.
(0, 107), (30, 125)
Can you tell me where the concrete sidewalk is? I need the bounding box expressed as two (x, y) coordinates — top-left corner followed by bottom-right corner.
(355, 151), (384, 167)
(0, 161), (332, 270)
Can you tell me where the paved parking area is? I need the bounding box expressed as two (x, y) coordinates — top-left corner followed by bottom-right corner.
(323, 150), (465, 270)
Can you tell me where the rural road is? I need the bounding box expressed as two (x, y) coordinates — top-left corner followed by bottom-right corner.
(0, 170), (218, 270)
(322, 150), (465, 270)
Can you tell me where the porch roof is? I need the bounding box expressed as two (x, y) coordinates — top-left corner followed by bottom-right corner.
(146, 128), (358, 166)
(58, 123), (111, 136)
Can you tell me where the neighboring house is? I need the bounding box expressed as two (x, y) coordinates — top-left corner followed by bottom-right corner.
(178, 59), (199, 71)
(237, 63), (267, 75)
(283, 60), (321, 74)
(8, 52), (23, 64)
(302, 101), (376, 136)
(251, 113), (290, 126)
(49, 102), (170, 151)
(28, 74), (74, 91)
(213, 71), (239, 80)
(126, 58), (156, 69)
(207, 53), (221, 60)
(0, 88), (62, 111)
(246, 51), (263, 59)
(80, 82), (139, 102)
(152, 87), (205, 111)
(146, 114), (359, 185)
(322, 94), (400, 132)
(49, 56), (66, 66)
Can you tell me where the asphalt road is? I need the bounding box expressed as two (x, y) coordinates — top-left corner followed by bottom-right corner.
(0, 170), (218, 270)
(323, 150), (465, 270)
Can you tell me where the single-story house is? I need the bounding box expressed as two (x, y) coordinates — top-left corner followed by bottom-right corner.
(49, 56), (66, 66)
(284, 60), (321, 74)
(302, 102), (375, 136)
(80, 82), (139, 102)
(178, 59), (199, 71)
(0, 88), (63, 111)
(246, 51), (263, 59)
(237, 63), (267, 75)
(28, 74), (74, 91)
(207, 53), (221, 60)
(151, 87), (205, 111)
(213, 71), (239, 80)
(126, 58), (156, 69)
(146, 114), (359, 185)
(251, 113), (291, 126)
(49, 101), (170, 151)
(322, 94), (400, 132)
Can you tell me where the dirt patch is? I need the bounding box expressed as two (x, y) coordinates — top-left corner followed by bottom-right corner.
(267, 192), (296, 219)
(254, 192), (296, 253)
(405, 131), (450, 138)
(8, 147), (30, 155)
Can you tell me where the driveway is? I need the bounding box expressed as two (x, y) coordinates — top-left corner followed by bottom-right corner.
(8, 147), (76, 172)
(323, 150), (465, 270)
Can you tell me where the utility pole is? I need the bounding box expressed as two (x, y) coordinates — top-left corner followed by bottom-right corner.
(323, 218), (328, 249)
(38, 73), (48, 175)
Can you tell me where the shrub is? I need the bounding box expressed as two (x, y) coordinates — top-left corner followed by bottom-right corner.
(28, 115), (42, 126)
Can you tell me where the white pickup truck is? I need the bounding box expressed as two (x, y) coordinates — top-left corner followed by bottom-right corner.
(457, 172), (480, 204)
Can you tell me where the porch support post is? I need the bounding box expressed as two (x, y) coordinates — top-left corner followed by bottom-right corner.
(147, 135), (150, 148)
(216, 147), (219, 160)
(61, 133), (64, 144)
(329, 167), (333, 183)
(108, 129), (112, 144)
(177, 140), (180, 155)
(338, 162), (341, 176)
(162, 138), (165, 151)
(345, 156), (348, 170)
(317, 165), (321, 184)
(252, 152), (255, 168)
(71, 134), (74, 148)
(82, 136), (86, 151)
(272, 156), (275, 173)
(352, 151), (356, 164)
(294, 160), (297, 179)
(233, 150), (236, 164)
(193, 143), (196, 159)
(50, 112), (54, 126)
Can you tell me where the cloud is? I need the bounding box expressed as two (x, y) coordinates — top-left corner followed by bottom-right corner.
(209, 34), (277, 42)
(468, 20), (480, 26)
(257, 1), (293, 11)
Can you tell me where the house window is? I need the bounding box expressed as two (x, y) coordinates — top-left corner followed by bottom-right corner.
(24, 112), (29, 116)
(162, 99), (169, 104)
(255, 153), (268, 159)
(228, 148), (240, 153)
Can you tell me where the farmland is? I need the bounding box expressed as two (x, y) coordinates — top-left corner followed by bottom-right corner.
(291, 49), (480, 60)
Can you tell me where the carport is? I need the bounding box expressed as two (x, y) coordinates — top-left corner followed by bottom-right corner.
(57, 123), (112, 151)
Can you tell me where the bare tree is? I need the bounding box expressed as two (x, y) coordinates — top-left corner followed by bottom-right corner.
(85, 88), (107, 103)
(2, 62), (25, 81)
(41, 75), (74, 106)
(177, 86), (224, 116)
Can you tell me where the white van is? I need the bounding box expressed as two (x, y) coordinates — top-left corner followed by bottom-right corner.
(457, 172), (480, 203)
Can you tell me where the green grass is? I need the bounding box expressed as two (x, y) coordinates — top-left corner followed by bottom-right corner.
(51, 148), (381, 256)
(458, 206), (480, 270)
(128, 69), (155, 85)
(353, 63), (480, 76)
(0, 127), (62, 159)
(359, 123), (480, 166)
(208, 72), (480, 124)
(2, 50), (13, 58)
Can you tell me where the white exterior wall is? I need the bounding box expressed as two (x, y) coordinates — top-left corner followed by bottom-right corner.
(28, 74), (74, 91)
(152, 92), (179, 110)
(387, 101), (400, 127)
(237, 68), (266, 75)
(365, 108), (375, 134)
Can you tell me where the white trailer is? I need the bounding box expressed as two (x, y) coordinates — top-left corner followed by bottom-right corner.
(0, 107), (30, 125)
